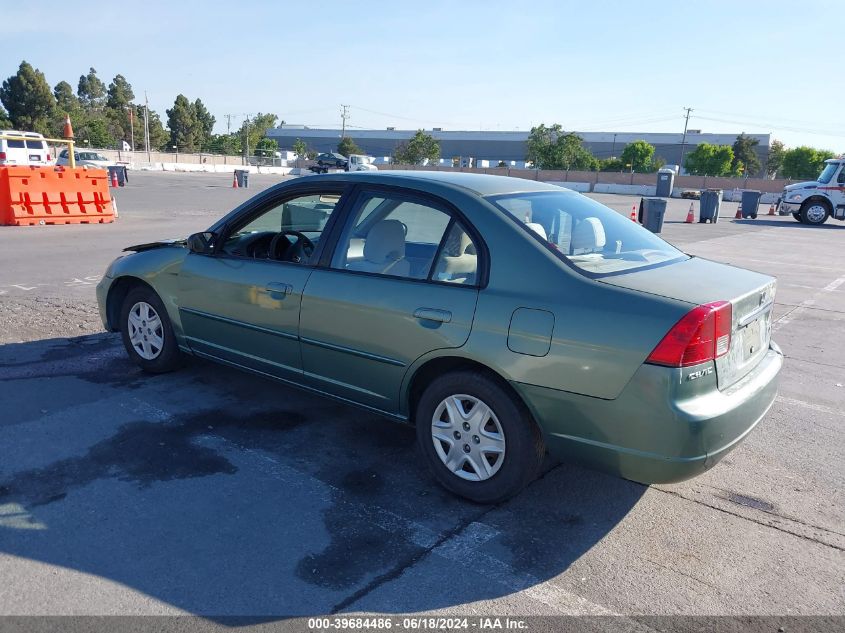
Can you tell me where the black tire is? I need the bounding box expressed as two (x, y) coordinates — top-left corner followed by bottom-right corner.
(800, 199), (830, 225)
(415, 370), (545, 504)
(792, 212), (803, 223)
(119, 285), (183, 373)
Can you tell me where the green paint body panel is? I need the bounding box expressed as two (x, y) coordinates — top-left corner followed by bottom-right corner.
(507, 308), (554, 357)
(96, 171), (783, 485)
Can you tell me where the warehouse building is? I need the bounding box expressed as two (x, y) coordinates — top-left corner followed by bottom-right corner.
(266, 125), (771, 174)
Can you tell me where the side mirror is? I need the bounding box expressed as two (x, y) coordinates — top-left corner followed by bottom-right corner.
(187, 231), (217, 254)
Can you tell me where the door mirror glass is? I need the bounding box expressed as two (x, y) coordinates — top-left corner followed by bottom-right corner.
(187, 231), (216, 254)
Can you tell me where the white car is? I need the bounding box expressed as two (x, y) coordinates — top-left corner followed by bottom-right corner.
(0, 130), (52, 166)
(56, 149), (114, 168)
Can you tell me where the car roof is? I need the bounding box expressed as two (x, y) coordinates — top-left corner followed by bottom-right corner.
(304, 170), (565, 196)
(0, 130), (45, 138)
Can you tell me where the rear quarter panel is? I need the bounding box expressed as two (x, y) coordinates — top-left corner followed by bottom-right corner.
(404, 188), (692, 402)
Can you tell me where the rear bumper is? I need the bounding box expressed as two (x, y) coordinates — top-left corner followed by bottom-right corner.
(513, 342), (783, 484)
(95, 275), (113, 330)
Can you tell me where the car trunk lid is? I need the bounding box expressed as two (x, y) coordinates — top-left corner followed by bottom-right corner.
(600, 257), (776, 389)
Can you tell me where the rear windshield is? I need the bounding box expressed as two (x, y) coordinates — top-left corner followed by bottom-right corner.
(5, 139), (25, 148)
(25, 140), (46, 150)
(489, 191), (687, 277)
(78, 152), (104, 160)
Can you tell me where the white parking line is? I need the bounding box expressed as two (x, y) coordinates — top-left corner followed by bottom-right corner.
(774, 273), (845, 331)
(776, 395), (844, 418)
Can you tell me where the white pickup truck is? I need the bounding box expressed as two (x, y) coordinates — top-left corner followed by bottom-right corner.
(777, 158), (845, 225)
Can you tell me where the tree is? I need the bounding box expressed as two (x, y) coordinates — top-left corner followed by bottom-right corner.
(75, 115), (115, 148)
(239, 112), (278, 156)
(683, 143), (734, 176)
(193, 98), (215, 150)
(781, 146), (836, 180)
(255, 137), (278, 156)
(338, 136), (363, 156)
(525, 124), (598, 170)
(106, 74), (134, 110)
(0, 61), (56, 134)
(620, 140), (657, 172)
(393, 130), (440, 165)
(166, 94), (199, 152)
(146, 107), (170, 151)
(599, 157), (625, 172)
(731, 133), (761, 176)
(77, 67), (106, 109)
(53, 81), (79, 114)
(766, 140), (785, 178)
(0, 106), (11, 128)
(293, 138), (307, 165)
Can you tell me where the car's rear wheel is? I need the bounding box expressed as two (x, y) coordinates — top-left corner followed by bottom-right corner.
(119, 286), (182, 373)
(415, 371), (544, 503)
(800, 200), (830, 225)
(792, 212), (803, 223)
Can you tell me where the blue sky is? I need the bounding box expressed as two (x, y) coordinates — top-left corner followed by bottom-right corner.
(3, 0), (843, 150)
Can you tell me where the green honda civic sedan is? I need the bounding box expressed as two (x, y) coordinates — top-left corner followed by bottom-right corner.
(96, 171), (782, 503)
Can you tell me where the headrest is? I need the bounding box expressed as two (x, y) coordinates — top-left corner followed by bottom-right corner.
(525, 222), (548, 241)
(364, 219), (406, 264)
(571, 217), (606, 253)
(442, 228), (474, 256)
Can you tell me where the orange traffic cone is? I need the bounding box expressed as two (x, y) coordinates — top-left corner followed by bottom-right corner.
(768, 203), (776, 216)
(110, 170), (119, 188)
(62, 114), (74, 139)
(685, 202), (695, 223)
(735, 204), (743, 219)
(232, 172), (239, 188)
(630, 204), (638, 222)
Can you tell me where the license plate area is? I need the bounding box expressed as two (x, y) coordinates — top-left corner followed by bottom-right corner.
(28, 154), (40, 161)
(741, 318), (763, 361)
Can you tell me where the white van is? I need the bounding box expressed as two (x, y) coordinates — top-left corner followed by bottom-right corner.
(0, 130), (52, 166)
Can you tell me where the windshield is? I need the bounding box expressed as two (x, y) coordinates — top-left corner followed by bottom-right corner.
(817, 163), (839, 184)
(489, 191), (687, 276)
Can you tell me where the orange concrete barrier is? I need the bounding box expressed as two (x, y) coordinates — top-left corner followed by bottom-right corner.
(0, 166), (115, 226)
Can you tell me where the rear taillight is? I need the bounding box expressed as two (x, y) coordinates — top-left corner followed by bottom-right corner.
(46, 153), (51, 161)
(646, 301), (732, 367)
(0, 151), (6, 161)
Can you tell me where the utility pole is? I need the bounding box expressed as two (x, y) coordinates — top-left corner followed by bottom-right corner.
(679, 107), (693, 174)
(143, 92), (151, 161)
(340, 104), (350, 138)
(244, 114), (250, 165)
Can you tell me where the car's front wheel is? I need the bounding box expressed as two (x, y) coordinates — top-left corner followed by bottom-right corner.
(800, 200), (830, 225)
(415, 371), (545, 503)
(119, 286), (183, 373)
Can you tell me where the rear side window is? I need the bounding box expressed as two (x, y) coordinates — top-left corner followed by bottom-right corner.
(490, 191), (687, 277)
(6, 140), (25, 149)
(26, 140), (46, 151)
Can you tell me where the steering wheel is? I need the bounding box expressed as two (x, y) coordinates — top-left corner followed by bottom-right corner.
(269, 230), (315, 263)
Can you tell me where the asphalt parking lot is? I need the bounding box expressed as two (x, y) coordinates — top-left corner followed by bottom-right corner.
(0, 171), (842, 619)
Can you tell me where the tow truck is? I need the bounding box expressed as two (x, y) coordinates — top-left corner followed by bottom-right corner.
(777, 157), (845, 225)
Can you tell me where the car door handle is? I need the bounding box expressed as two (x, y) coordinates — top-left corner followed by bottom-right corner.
(414, 308), (452, 323)
(264, 282), (293, 295)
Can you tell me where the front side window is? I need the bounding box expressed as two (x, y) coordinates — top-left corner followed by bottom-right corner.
(332, 193), (477, 283)
(220, 192), (342, 263)
(490, 191), (686, 277)
(837, 167), (845, 185)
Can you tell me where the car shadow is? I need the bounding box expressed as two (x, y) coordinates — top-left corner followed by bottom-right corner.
(733, 218), (844, 229)
(0, 333), (645, 619)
